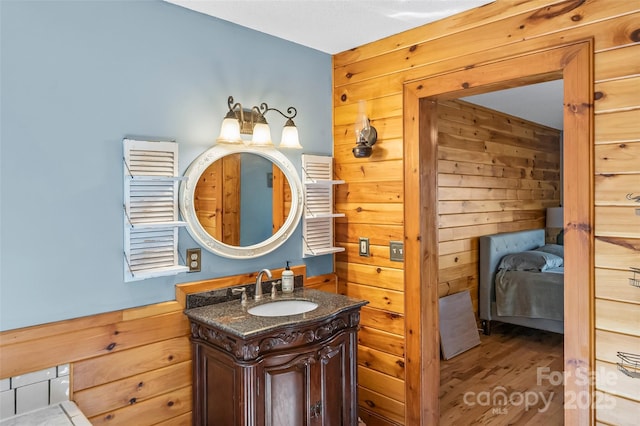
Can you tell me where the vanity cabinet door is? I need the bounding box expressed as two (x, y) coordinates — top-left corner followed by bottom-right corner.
(193, 342), (258, 426)
(260, 330), (357, 426)
(262, 350), (315, 426)
(317, 331), (353, 426)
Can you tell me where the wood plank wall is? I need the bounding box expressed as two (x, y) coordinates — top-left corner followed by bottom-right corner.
(593, 49), (640, 424)
(437, 99), (561, 310)
(194, 154), (240, 245)
(332, 0), (640, 424)
(0, 266), (336, 425)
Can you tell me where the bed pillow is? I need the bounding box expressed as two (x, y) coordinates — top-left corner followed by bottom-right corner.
(534, 244), (564, 259)
(498, 250), (564, 272)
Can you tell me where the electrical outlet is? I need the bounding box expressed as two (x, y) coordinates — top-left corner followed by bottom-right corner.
(359, 237), (370, 257)
(187, 248), (201, 272)
(390, 241), (404, 262)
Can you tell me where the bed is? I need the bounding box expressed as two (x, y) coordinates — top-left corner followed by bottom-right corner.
(479, 229), (564, 335)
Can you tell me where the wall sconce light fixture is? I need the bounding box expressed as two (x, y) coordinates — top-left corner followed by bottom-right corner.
(216, 95), (302, 149)
(352, 100), (377, 158)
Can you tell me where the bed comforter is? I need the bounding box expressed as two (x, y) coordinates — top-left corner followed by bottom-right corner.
(495, 267), (564, 321)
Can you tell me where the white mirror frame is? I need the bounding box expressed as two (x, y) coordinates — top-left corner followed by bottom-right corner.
(179, 144), (303, 259)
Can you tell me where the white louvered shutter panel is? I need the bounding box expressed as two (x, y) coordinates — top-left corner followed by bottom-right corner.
(123, 139), (188, 282)
(302, 155), (345, 257)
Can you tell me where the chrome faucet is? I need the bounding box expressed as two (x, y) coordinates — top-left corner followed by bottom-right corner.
(254, 268), (272, 300)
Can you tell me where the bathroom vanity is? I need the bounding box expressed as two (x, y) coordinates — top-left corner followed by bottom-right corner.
(184, 288), (367, 426)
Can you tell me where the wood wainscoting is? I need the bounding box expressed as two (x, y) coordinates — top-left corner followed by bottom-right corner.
(0, 266), (336, 425)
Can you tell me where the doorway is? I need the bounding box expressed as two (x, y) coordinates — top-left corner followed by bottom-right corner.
(437, 86), (565, 424)
(402, 41), (594, 425)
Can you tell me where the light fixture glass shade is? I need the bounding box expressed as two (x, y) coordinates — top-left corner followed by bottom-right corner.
(354, 100), (369, 142)
(546, 206), (563, 228)
(279, 121), (302, 149)
(216, 116), (243, 144)
(251, 122), (273, 147)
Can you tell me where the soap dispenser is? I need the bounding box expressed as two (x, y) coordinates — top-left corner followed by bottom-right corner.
(282, 261), (294, 293)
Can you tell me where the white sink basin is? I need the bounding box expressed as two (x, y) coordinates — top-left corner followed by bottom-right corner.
(248, 300), (318, 317)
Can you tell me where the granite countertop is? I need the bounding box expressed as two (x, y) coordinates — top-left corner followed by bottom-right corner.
(184, 288), (368, 339)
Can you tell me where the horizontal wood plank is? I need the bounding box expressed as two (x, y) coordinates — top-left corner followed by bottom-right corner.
(335, 160), (404, 183)
(358, 366), (405, 403)
(335, 223), (404, 245)
(595, 329), (640, 365)
(332, 0), (560, 66)
(439, 249), (477, 270)
(1, 311), (189, 380)
(73, 336), (191, 391)
(595, 206), (640, 237)
(595, 299), (640, 337)
(359, 306), (405, 336)
(439, 220), (545, 242)
(595, 173), (640, 205)
(594, 237), (640, 269)
(336, 261), (404, 291)
(358, 346), (405, 381)
(595, 268), (640, 304)
(335, 202), (404, 225)
(335, 181), (403, 204)
(153, 412), (192, 426)
(595, 109), (640, 143)
(594, 76), (640, 113)
(595, 43), (640, 82)
(358, 408), (404, 426)
(334, 137), (404, 163)
(336, 242), (403, 269)
(88, 385), (191, 426)
(358, 386), (405, 424)
(74, 361), (192, 417)
(304, 273), (338, 293)
(358, 326), (405, 358)
(594, 360), (640, 402)
(594, 391), (640, 426)
(595, 141), (640, 174)
(439, 238), (477, 256)
(341, 281), (404, 314)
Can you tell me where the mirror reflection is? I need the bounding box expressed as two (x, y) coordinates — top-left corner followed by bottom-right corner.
(193, 153), (292, 247)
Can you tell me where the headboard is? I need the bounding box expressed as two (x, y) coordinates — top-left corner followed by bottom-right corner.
(478, 229), (545, 322)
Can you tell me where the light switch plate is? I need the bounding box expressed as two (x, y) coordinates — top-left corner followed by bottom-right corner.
(359, 237), (370, 257)
(390, 241), (404, 262)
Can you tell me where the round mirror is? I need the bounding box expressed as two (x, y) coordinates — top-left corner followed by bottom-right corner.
(180, 144), (303, 258)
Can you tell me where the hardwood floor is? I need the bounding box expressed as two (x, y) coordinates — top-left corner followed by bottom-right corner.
(440, 323), (564, 425)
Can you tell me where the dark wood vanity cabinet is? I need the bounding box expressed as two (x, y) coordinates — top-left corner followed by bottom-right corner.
(190, 307), (362, 426)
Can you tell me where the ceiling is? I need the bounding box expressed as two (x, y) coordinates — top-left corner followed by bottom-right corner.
(165, 0), (494, 54)
(164, 0), (563, 130)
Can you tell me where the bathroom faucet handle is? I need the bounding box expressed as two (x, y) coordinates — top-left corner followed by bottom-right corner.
(271, 281), (280, 299)
(232, 287), (247, 305)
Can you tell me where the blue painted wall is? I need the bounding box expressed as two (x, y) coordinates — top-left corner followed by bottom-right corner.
(0, 0), (333, 331)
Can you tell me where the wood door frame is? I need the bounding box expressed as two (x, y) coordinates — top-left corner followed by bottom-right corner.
(403, 41), (594, 425)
